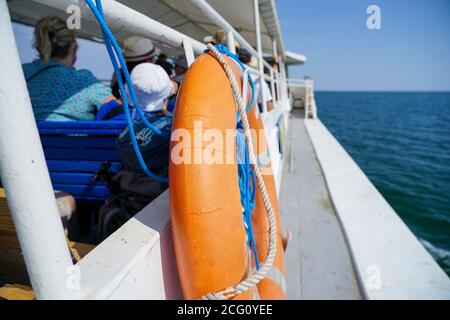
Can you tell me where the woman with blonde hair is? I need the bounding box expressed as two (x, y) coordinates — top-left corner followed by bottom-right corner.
(22, 16), (118, 121)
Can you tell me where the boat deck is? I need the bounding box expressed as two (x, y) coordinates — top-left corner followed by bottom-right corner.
(280, 109), (361, 299)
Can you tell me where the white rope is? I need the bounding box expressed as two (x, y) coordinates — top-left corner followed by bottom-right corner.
(201, 44), (278, 300)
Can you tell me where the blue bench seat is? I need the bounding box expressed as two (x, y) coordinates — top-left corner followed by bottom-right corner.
(38, 121), (128, 201)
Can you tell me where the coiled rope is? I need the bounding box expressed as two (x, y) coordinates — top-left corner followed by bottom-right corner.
(201, 44), (277, 300)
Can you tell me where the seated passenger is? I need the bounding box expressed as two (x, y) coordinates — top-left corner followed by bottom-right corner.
(238, 49), (274, 112)
(111, 37), (179, 103)
(97, 63), (175, 239)
(173, 55), (188, 84)
(167, 55), (189, 112)
(156, 53), (174, 77)
(117, 62), (174, 173)
(22, 16), (117, 121)
(111, 36), (158, 100)
(204, 30), (241, 53)
(214, 29), (227, 45)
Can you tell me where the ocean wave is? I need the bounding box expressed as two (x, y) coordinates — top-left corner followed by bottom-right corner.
(419, 239), (450, 275)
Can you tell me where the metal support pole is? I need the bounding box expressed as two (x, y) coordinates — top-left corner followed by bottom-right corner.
(310, 80), (318, 119)
(182, 38), (195, 67)
(272, 39), (282, 102)
(279, 59), (288, 101)
(227, 31), (236, 54)
(276, 70), (281, 102)
(269, 68), (276, 104)
(253, 0), (263, 78)
(272, 38), (278, 58)
(304, 80), (309, 118)
(253, 0), (267, 112)
(0, 0), (74, 299)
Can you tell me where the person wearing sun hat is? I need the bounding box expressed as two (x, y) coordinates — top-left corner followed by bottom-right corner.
(111, 36), (158, 99)
(123, 36), (157, 63)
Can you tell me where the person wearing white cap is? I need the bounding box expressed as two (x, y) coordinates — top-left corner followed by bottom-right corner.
(127, 63), (176, 113)
(111, 36), (158, 99)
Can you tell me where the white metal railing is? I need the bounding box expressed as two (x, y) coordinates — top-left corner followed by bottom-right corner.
(287, 78), (308, 86)
(287, 78), (317, 119)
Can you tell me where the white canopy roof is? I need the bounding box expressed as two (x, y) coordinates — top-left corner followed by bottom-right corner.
(285, 50), (306, 65)
(8, 0), (305, 62)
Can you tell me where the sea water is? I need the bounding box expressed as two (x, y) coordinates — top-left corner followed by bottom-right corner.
(317, 91), (450, 276)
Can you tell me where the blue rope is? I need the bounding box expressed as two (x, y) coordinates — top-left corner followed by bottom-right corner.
(86, 0), (168, 183)
(236, 129), (260, 269)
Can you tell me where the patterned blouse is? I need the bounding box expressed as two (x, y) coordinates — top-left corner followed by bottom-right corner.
(22, 60), (113, 121)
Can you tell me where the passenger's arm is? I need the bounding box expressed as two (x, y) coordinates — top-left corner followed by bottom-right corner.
(78, 70), (123, 120)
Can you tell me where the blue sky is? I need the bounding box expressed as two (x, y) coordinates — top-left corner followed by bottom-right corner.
(278, 0), (450, 91)
(12, 0), (450, 91)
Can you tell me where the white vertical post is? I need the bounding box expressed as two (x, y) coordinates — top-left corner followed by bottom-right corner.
(279, 59), (288, 101)
(253, 0), (266, 112)
(271, 39), (282, 102)
(311, 80), (317, 119)
(242, 69), (250, 111)
(269, 68), (276, 104)
(182, 38), (195, 67)
(227, 31), (236, 54)
(305, 81), (309, 118)
(253, 0), (263, 72)
(276, 71), (281, 102)
(271, 38), (276, 102)
(272, 38), (278, 58)
(0, 0), (74, 299)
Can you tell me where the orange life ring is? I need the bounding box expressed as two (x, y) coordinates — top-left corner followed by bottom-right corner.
(169, 51), (286, 300)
